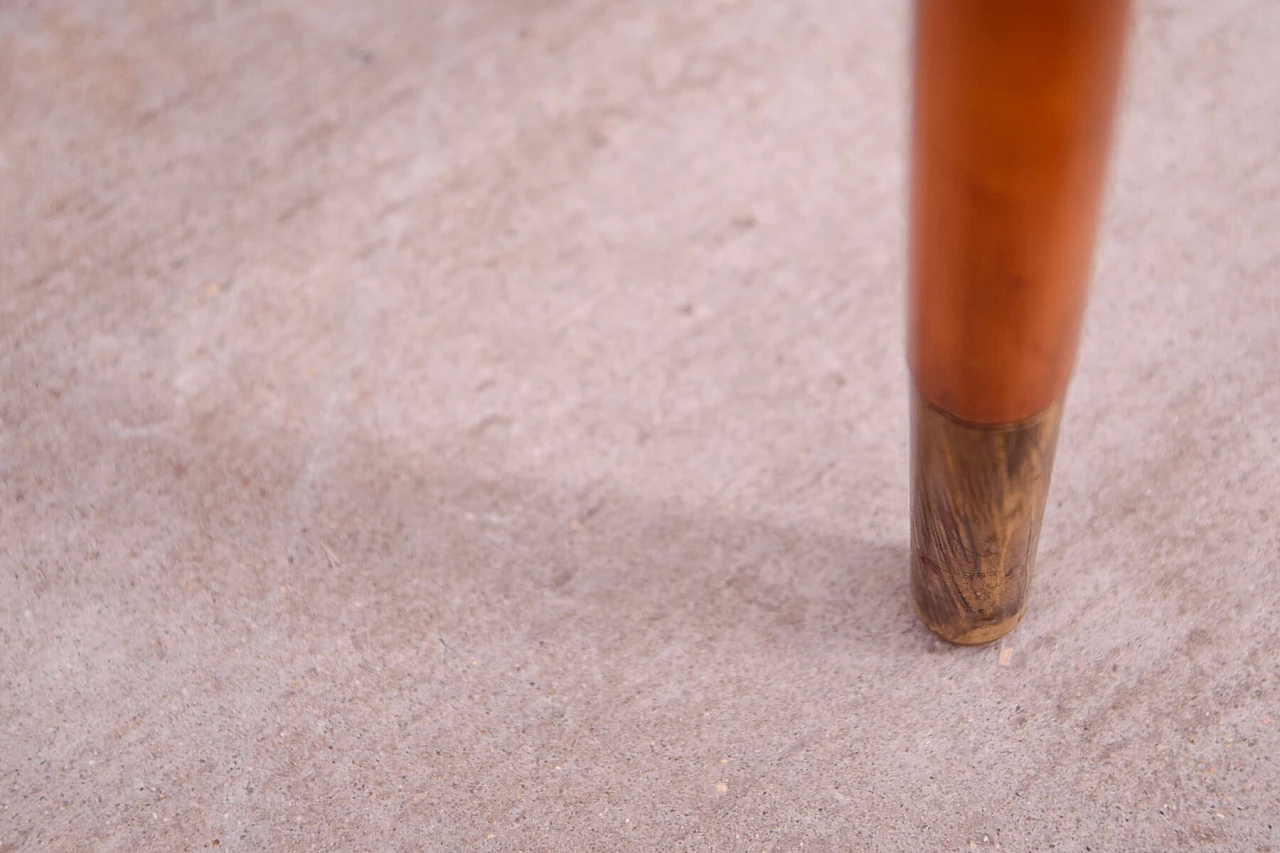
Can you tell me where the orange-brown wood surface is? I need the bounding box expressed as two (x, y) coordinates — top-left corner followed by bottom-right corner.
(908, 0), (1130, 424)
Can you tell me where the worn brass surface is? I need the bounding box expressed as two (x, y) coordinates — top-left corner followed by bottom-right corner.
(910, 390), (1063, 645)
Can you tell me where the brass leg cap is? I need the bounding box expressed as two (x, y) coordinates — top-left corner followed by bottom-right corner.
(909, 390), (1063, 645)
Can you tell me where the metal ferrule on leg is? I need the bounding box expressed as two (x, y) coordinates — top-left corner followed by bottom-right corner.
(909, 391), (1062, 645)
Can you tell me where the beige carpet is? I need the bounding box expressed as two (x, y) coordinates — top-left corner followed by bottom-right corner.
(3, 0), (1278, 849)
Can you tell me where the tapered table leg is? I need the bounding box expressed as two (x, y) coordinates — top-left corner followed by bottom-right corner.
(907, 0), (1131, 644)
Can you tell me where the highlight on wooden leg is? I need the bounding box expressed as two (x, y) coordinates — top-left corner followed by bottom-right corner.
(909, 390), (1063, 646)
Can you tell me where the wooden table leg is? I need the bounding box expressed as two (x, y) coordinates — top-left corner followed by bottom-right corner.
(907, 0), (1131, 644)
